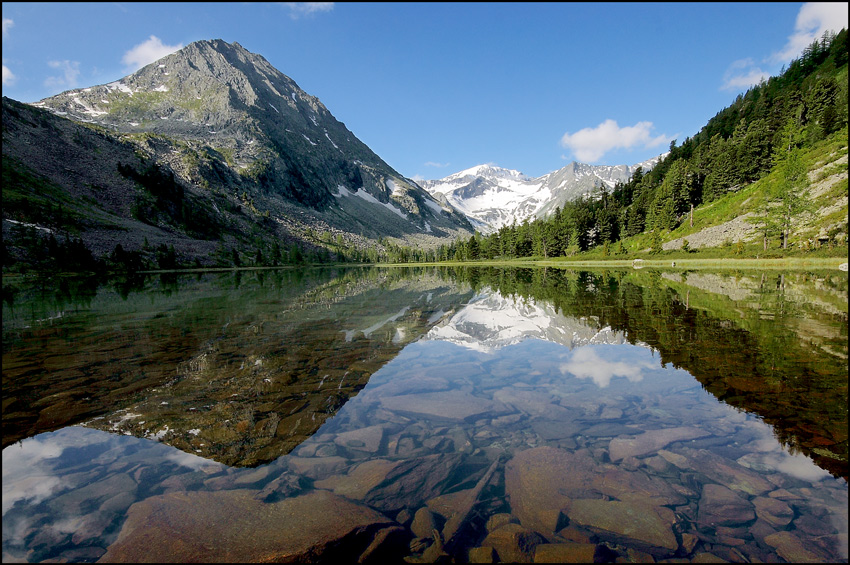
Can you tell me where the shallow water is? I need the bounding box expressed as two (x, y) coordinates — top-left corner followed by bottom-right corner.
(2, 266), (847, 562)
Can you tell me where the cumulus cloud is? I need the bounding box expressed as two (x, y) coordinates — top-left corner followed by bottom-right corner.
(720, 58), (771, 91)
(2, 17), (13, 39)
(424, 161), (451, 168)
(121, 35), (183, 72)
(2, 64), (15, 86)
(560, 119), (670, 163)
(772, 2), (849, 63)
(279, 2), (335, 20)
(560, 347), (649, 387)
(44, 60), (80, 90)
(560, 347), (655, 388)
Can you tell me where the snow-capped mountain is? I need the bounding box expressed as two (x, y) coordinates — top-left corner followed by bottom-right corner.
(420, 156), (665, 233)
(425, 289), (631, 353)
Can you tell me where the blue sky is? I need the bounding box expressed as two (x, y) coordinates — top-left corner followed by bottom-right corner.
(1, 3), (847, 180)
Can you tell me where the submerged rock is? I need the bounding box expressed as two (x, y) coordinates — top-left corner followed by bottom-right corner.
(379, 391), (496, 421)
(480, 523), (546, 563)
(697, 483), (755, 527)
(98, 489), (394, 562)
(505, 446), (684, 537)
(752, 496), (794, 527)
(334, 424), (385, 453)
(533, 542), (598, 563)
(609, 426), (709, 461)
(763, 530), (827, 562)
(467, 545), (496, 563)
(363, 453), (463, 512)
(565, 499), (679, 552)
(679, 448), (775, 496)
(314, 458), (402, 500)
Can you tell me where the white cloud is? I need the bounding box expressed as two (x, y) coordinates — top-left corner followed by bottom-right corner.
(2, 64), (15, 86)
(279, 2), (335, 20)
(560, 347), (654, 388)
(720, 58), (771, 91)
(121, 35), (183, 72)
(44, 60), (80, 90)
(2, 17), (13, 39)
(772, 2), (849, 63)
(424, 161), (451, 168)
(560, 119), (670, 163)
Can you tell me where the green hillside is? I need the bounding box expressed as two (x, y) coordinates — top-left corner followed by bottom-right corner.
(437, 29), (848, 264)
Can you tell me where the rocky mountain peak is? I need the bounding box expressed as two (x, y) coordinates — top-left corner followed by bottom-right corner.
(31, 39), (473, 239)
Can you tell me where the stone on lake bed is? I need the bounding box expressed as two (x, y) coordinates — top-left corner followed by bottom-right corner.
(534, 542), (598, 563)
(505, 446), (687, 536)
(480, 523), (546, 563)
(333, 424), (384, 452)
(286, 455), (348, 479)
(467, 545), (496, 563)
(608, 426), (709, 461)
(379, 391), (496, 421)
(99, 489), (394, 562)
(582, 422), (640, 438)
(565, 499), (679, 552)
(426, 487), (475, 520)
(763, 530), (828, 562)
(752, 496), (794, 527)
(410, 507), (439, 539)
(679, 447), (775, 496)
(485, 513), (518, 532)
(313, 458), (401, 500)
(531, 419), (583, 440)
(363, 453), (463, 512)
(493, 388), (572, 420)
(697, 483), (755, 527)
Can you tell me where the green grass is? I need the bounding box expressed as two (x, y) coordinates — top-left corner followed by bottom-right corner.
(106, 90), (168, 118)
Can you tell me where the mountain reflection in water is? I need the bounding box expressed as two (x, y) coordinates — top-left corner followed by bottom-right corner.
(2, 267), (475, 466)
(2, 266), (847, 563)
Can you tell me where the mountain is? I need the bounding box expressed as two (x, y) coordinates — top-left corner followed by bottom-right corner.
(3, 39), (472, 270)
(420, 156), (664, 233)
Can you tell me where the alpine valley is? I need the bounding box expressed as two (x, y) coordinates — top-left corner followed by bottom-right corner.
(2, 39), (666, 270)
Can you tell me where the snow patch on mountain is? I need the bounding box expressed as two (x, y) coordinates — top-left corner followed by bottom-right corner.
(421, 156), (665, 233)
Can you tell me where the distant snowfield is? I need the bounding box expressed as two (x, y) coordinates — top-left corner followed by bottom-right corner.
(425, 169), (550, 231)
(422, 157), (664, 233)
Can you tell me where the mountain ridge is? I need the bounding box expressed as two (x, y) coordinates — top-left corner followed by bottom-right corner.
(3, 39), (475, 270)
(421, 154), (665, 233)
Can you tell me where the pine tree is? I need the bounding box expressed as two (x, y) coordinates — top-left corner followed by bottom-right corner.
(773, 146), (811, 249)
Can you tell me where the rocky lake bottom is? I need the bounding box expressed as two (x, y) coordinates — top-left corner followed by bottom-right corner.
(2, 267), (847, 563)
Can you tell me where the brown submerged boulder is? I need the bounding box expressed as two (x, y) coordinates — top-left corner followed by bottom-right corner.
(98, 489), (394, 562)
(505, 446), (684, 539)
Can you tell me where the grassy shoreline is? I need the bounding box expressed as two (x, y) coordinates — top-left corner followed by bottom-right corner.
(2, 256), (848, 280)
(529, 256), (849, 270)
(398, 254), (848, 270)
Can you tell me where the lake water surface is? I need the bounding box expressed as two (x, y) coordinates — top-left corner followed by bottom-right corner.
(2, 266), (847, 563)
